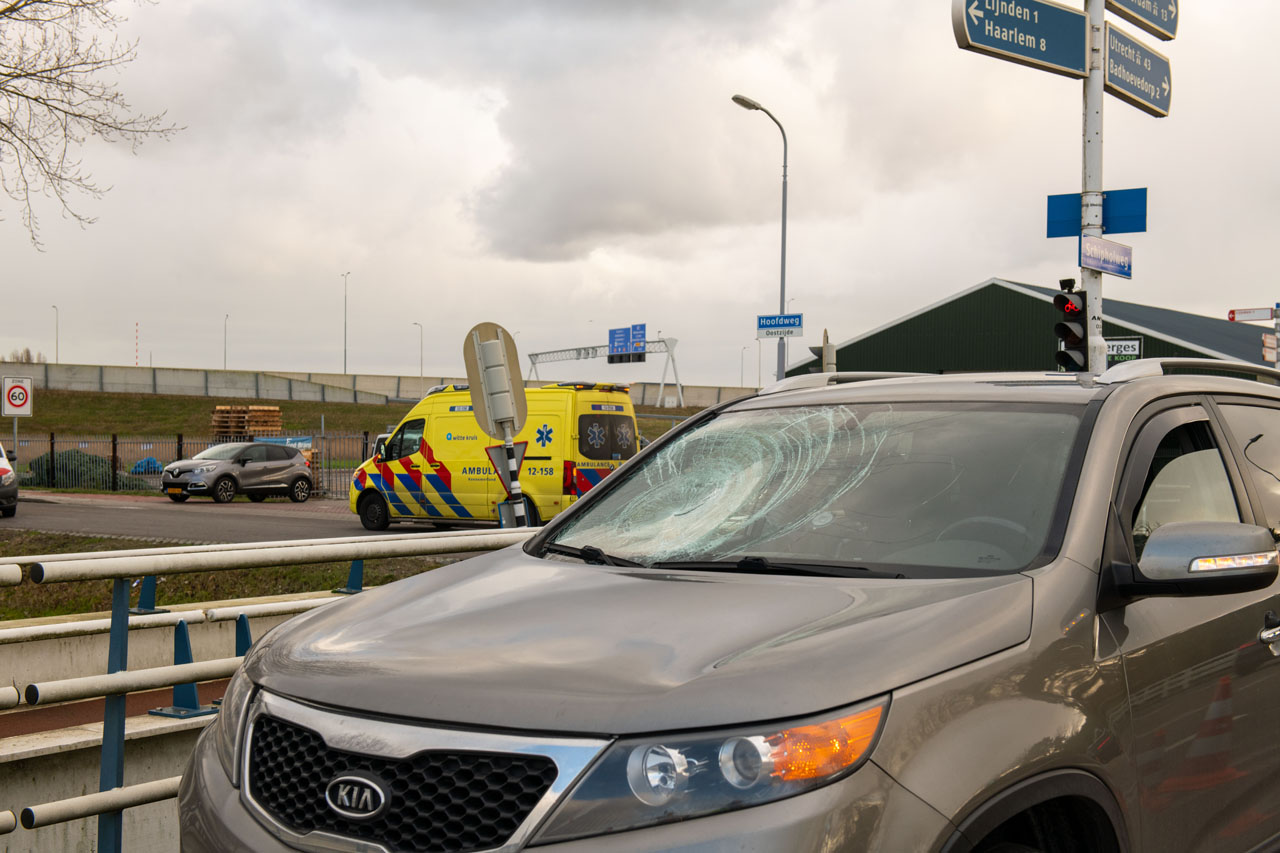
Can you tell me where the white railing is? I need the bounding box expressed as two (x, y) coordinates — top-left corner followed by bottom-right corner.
(0, 526), (537, 848)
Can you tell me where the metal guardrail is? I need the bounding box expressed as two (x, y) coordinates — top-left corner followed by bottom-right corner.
(0, 527), (536, 848)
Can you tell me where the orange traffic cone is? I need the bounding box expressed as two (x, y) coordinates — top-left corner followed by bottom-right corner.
(1158, 676), (1247, 793)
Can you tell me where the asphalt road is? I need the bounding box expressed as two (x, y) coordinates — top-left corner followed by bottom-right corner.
(0, 492), (442, 543)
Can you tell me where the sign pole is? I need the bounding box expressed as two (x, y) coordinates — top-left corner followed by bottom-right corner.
(1082, 0), (1107, 373)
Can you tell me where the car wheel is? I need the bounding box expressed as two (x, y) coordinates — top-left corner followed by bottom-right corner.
(167, 493), (189, 503)
(212, 477), (237, 504)
(359, 493), (390, 531)
(1, 506), (15, 518)
(289, 477), (311, 503)
(248, 493), (267, 503)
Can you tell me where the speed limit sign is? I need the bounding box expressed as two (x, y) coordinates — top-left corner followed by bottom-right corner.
(2, 377), (33, 417)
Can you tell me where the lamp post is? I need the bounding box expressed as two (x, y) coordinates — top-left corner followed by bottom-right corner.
(740, 346), (748, 387)
(51, 305), (59, 364)
(223, 314), (229, 370)
(342, 271), (351, 374)
(412, 321), (423, 399)
(732, 93), (788, 383)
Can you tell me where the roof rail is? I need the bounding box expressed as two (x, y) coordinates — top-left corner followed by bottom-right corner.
(1095, 358), (1280, 386)
(758, 372), (925, 396)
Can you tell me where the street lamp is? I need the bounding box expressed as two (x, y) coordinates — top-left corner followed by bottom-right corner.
(223, 314), (229, 370)
(732, 93), (788, 383)
(740, 346), (748, 387)
(342, 271), (351, 374)
(51, 305), (58, 364)
(411, 321), (423, 399)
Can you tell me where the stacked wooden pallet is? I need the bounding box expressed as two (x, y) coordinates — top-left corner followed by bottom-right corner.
(211, 405), (283, 437)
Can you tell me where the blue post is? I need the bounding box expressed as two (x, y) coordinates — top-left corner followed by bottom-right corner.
(128, 575), (168, 615)
(332, 559), (364, 595)
(235, 613), (253, 656)
(149, 620), (216, 718)
(97, 578), (130, 853)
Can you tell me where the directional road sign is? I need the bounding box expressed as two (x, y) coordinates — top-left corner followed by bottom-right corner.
(1106, 0), (1178, 42)
(758, 314), (803, 339)
(1047, 188), (1148, 237)
(1228, 308), (1275, 323)
(1264, 333), (1278, 350)
(1105, 23), (1172, 117)
(1079, 235), (1133, 279)
(1265, 346), (1278, 365)
(952, 0), (1088, 78)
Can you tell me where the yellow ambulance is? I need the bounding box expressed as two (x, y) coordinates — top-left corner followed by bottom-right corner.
(350, 382), (639, 529)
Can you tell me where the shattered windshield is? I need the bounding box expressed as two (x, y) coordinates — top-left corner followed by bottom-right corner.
(546, 403), (1082, 573)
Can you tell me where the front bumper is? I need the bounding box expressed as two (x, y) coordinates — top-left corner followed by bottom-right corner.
(178, 722), (953, 853)
(162, 477), (210, 496)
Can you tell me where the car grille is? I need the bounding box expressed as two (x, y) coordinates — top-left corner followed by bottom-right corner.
(248, 715), (560, 853)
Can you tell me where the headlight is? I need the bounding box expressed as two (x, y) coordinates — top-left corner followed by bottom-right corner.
(534, 696), (888, 844)
(1, 471), (13, 486)
(194, 464), (218, 474)
(214, 666), (255, 786)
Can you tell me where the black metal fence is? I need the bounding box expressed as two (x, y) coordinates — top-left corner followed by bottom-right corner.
(8, 432), (375, 498)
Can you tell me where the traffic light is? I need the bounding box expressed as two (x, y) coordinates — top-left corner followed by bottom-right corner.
(1053, 286), (1088, 371)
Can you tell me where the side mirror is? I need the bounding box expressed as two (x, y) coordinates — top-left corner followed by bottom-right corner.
(1114, 521), (1278, 598)
(238, 458), (249, 466)
(374, 439), (387, 459)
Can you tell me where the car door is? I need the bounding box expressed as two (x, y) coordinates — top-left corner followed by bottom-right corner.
(236, 444), (272, 491)
(425, 413), (490, 520)
(377, 418), (429, 519)
(1102, 401), (1280, 852)
(262, 445), (293, 486)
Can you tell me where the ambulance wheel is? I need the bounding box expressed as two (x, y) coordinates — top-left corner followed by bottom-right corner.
(359, 493), (390, 531)
(167, 494), (189, 503)
(212, 477), (237, 504)
(288, 477), (311, 503)
(523, 498), (541, 526)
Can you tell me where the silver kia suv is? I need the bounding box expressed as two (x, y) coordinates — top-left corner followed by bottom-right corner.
(179, 359), (1280, 852)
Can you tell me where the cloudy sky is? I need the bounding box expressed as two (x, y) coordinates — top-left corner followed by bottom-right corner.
(2, 1), (1275, 388)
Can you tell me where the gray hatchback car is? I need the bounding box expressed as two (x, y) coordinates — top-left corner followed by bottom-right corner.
(179, 359), (1280, 852)
(163, 442), (313, 503)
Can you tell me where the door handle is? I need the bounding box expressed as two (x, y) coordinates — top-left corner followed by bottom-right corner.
(1261, 611), (1280, 650)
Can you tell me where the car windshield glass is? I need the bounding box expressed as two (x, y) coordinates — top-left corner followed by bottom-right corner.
(547, 403), (1082, 574)
(193, 444), (245, 461)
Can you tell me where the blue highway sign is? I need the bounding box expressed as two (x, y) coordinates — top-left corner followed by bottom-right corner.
(629, 323), (646, 352)
(1080, 235), (1133, 279)
(952, 0), (1088, 78)
(758, 314), (803, 339)
(1105, 23), (1172, 117)
(608, 327), (630, 355)
(1047, 188), (1148, 237)
(1105, 0), (1178, 42)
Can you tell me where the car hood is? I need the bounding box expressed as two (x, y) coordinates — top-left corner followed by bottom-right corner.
(248, 546), (1032, 734)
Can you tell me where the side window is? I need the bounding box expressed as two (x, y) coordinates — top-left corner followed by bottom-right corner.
(266, 445), (292, 462)
(1131, 421), (1239, 557)
(386, 419), (425, 461)
(241, 445), (269, 463)
(1218, 404), (1280, 533)
(578, 414), (637, 461)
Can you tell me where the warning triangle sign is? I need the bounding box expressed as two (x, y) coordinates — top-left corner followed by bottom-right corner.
(485, 441), (529, 498)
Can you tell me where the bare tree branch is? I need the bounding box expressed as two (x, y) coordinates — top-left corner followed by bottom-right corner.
(0, 0), (178, 247)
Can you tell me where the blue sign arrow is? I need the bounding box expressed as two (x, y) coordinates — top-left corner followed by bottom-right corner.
(1105, 23), (1172, 117)
(1106, 0), (1178, 41)
(1047, 187), (1148, 237)
(952, 0), (1088, 78)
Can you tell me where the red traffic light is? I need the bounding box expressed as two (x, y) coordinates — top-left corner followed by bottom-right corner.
(1054, 292), (1086, 316)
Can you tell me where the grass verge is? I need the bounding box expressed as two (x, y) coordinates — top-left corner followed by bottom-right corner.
(0, 530), (443, 621)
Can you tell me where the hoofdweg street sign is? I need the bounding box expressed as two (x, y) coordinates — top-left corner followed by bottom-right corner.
(758, 314), (803, 339)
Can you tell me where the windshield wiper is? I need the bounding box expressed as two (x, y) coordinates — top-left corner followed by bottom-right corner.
(541, 542), (639, 567)
(651, 555), (904, 580)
